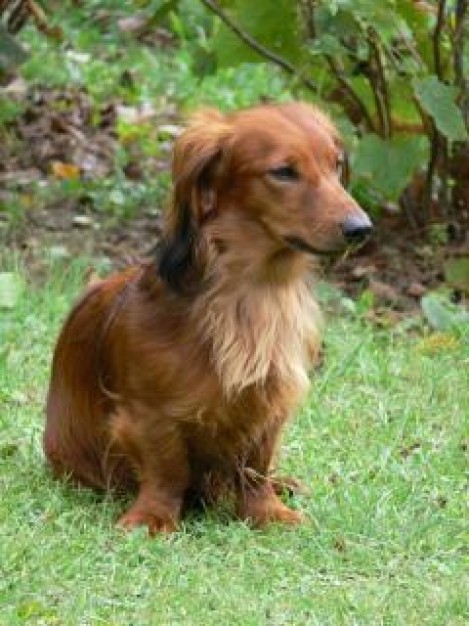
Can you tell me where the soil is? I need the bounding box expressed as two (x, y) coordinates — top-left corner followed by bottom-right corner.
(2, 85), (468, 313)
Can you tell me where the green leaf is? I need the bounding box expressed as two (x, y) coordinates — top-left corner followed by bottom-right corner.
(319, 1), (407, 43)
(314, 6), (359, 40)
(444, 258), (469, 293)
(421, 292), (469, 332)
(0, 272), (23, 309)
(149, 0), (180, 24)
(211, 0), (302, 68)
(413, 76), (468, 142)
(353, 134), (429, 201)
(0, 23), (28, 71)
(309, 33), (346, 57)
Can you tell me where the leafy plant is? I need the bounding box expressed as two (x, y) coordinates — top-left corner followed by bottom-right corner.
(197, 0), (468, 224)
(421, 291), (469, 334)
(0, 22), (28, 73)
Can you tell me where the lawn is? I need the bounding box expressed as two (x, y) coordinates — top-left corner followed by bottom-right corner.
(0, 261), (467, 625)
(1, 2), (468, 623)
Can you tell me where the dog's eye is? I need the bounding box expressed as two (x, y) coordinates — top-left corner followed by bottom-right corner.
(336, 155), (344, 174)
(336, 153), (349, 185)
(268, 165), (299, 182)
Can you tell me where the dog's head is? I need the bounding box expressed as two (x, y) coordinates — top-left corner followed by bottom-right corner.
(158, 102), (372, 290)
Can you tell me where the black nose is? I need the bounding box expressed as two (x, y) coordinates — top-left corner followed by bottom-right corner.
(341, 214), (373, 244)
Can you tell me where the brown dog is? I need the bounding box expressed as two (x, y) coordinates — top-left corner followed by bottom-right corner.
(44, 102), (372, 534)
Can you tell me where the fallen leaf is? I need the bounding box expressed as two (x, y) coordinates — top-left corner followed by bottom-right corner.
(416, 332), (459, 354)
(51, 161), (80, 180)
(73, 215), (93, 228)
(407, 281), (427, 298)
(351, 264), (376, 279)
(369, 279), (400, 304)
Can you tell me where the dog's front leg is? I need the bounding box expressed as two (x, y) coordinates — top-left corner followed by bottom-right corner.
(111, 406), (189, 535)
(236, 424), (304, 527)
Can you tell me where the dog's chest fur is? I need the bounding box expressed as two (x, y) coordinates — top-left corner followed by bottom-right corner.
(195, 278), (321, 409)
(179, 279), (321, 466)
(208, 281), (319, 391)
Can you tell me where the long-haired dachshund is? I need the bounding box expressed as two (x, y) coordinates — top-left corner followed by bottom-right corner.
(44, 101), (372, 534)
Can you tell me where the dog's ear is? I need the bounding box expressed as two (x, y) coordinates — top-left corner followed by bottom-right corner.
(157, 109), (230, 291)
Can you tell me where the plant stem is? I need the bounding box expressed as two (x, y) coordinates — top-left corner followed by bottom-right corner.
(367, 29), (391, 138)
(325, 55), (375, 133)
(433, 0), (446, 80)
(453, 0), (468, 124)
(199, 0), (317, 92)
(424, 0), (449, 219)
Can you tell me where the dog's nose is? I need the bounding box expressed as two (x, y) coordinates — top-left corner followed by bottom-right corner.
(341, 214), (373, 244)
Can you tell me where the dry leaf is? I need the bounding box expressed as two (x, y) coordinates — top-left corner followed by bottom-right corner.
(51, 161), (80, 180)
(407, 282), (427, 298)
(73, 215), (93, 228)
(416, 332), (459, 354)
(369, 279), (400, 304)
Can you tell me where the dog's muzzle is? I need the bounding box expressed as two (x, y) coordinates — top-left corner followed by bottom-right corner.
(284, 236), (331, 256)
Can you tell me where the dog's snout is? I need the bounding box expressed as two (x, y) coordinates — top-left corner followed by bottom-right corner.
(341, 213), (373, 244)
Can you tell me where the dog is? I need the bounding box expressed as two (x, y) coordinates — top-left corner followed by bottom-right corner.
(44, 101), (372, 534)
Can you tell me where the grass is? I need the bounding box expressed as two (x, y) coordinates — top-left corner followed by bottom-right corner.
(1, 3), (468, 622)
(0, 260), (467, 625)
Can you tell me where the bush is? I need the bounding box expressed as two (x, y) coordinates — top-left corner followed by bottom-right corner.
(175, 0), (468, 225)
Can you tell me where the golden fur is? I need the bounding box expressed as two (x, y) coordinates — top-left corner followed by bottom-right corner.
(44, 101), (371, 534)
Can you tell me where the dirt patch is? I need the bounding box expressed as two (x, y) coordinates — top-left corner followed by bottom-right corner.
(2, 86), (468, 311)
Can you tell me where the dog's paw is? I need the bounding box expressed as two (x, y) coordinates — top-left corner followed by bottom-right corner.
(117, 507), (178, 535)
(239, 490), (305, 528)
(271, 504), (305, 526)
(255, 501), (305, 527)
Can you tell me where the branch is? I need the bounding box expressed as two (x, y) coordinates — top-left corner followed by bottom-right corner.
(433, 0), (446, 80)
(1, 0), (28, 33)
(432, 1), (451, 215)
(367, 29), (391, 138)
(453, 0), (467, 87)
(453, 0), (468, 120)
(325, 55), (375, 133)
(200, 0), (317, 92)
(299, 0), (316, 40)
(422, 123), (441, 221)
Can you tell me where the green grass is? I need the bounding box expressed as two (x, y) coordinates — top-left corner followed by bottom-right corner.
(0, 261), (467, 625)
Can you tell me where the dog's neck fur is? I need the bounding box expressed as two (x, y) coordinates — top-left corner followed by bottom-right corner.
(193, 226), (322, 399)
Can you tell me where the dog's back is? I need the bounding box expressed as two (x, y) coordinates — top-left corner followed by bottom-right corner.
(44, 269), (139, 490)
